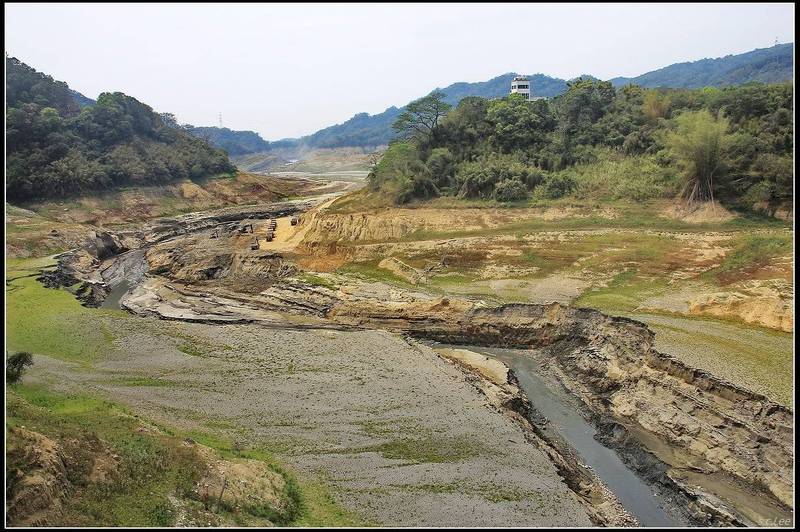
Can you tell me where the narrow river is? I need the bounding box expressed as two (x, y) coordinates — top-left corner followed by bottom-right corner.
(448, 345), (683, 527)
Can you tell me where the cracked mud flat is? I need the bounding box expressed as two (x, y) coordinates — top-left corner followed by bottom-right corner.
(27, 322), (593, 527)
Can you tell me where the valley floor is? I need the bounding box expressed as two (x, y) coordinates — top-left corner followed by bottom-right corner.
(5, 168), (794, 527)
(7, 264), (591, 526)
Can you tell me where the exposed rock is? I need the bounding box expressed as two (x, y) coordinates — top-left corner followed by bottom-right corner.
(5, 427), (70, 527)
(688, 291), (793, 332)
(378, 257), (427, 284)
(85, 230), (128, 260)
(188, 443), (290, 522)
(299, 205), (621, 248)
(115, 271), (795, 523)
(38, 196), (794, 525)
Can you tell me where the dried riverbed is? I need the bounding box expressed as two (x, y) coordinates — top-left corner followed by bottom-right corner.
(26, 319), (595, 527)
(34, 195), (795, 527)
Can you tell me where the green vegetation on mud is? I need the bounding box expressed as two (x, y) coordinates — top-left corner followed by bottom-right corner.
(710, 234), (793, 281)
(6, 258), (365, 525)
(6, 384), (365, 527)
(635, 314), (793, 407)
(295, 272), (341, 291)
(369, 80), (792, 216)
(358, 435), (484, 464)
(335, 260), (411, 286)
(7, 383), (204, 526)
(6, 258), (119, 364)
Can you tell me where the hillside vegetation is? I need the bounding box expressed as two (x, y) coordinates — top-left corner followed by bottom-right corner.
(6, 57), (235, 202)
(184, 126), (270, 155)
(269, 44), (792, 151)
(611, 43), (793, 88)
(367, 79), (792, 215)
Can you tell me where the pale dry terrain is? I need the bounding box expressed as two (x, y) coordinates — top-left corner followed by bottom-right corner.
(22, 317), (592, 527)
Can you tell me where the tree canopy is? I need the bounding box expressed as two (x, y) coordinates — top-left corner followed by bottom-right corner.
(392, 91), (452, 141)
(369, 79), (793, 213)
(6, 57), (235, 202)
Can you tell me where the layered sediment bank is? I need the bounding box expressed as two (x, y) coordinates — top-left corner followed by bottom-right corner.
(39, 200), (794, 527)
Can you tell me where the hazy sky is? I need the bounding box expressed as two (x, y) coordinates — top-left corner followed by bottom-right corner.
(5, 3), (794, 140)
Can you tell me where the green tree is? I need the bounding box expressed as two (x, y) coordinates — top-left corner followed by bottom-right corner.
(393, 90), (451, 142)
(487, 94), (555, 153)
(643, 90), (671, 120)
(665, 110), (732, 203)
(5, 57), (235, 202)
(6, 352), (33, 384)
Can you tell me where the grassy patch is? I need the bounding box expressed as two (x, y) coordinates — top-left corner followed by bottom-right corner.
(574, 270), (669, 313)
(181, 431), (365, 526)
(363, 436), (483, 464)
(392, 200), (790, 244)
(178, 342), (208, 358)
(292, 480), (367, 527)
(6, 383), (205, 527)
(107, 377), (177, 387)
(295, 272), (340, 291)
(709, 234), (792, 282)
(390, 481), (535, 503)
(6, 385), (365, 527)
(326, 188), (396, 214)
(6, 258), (119, 364)
(630, 313), (794, 407)
(335, 260), (410, 285)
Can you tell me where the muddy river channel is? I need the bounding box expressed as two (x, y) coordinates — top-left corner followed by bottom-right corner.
(436, 344), (693, 526)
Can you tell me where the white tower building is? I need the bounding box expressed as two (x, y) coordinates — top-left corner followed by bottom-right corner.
(510, 75), (531, 100)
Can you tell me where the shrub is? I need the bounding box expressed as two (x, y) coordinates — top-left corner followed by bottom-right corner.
(558, 152), (680, 201)
(368, 142), (439, 204)
(537, 172), (576, 199)
(454, 154), (541, 199)
(6, 351), (33, 384)
(425, 147), (456, 192)
(493, 178), (529, 202)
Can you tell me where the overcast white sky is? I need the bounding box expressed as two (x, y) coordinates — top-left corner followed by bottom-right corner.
(5, 3), (795, 140)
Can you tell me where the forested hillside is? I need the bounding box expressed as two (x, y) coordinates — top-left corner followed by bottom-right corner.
(6, 57), (235, 202)
(275, 74), (569, 150)
(611, 43), (793, 88)
(184, 126), (270, 155)
(369, 79), (793, 214)
(274, 44), (792, 151)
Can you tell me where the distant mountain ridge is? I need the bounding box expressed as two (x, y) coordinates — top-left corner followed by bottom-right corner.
(284, 43), (794, 151)
(191, 43), (794, 153)
(69, 89), (95, 108)
(610, 43), (793, 88)
(184, 126), (270, 156)
(275, 73), (572, 150)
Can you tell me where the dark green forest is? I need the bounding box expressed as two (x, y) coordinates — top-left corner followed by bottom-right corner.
(6, 57), (235, 202)
(369, 79), (793, 213)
